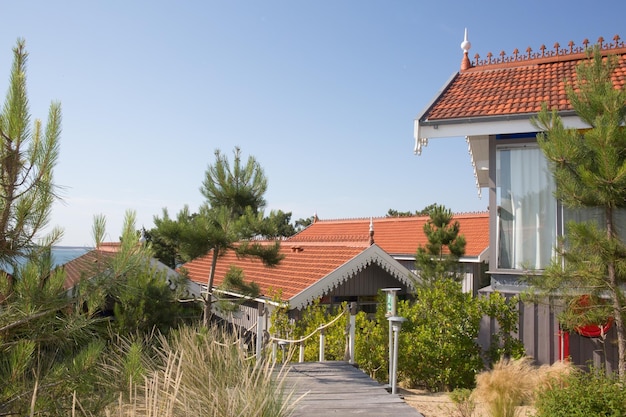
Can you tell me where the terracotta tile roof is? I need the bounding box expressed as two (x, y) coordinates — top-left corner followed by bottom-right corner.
(60, 248), (183, 293)
(181, 244), (367, 300)
(180, 213), (487, 304)
(97, 242), (122, 252)
(422, 36), (626, 121)
(60, 250), (115, 290)
(288, 213), (489, 257)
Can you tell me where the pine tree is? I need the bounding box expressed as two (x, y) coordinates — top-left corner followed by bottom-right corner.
(414, 204), (466, 283)
(0, 39), (62, 266)
(158, 147), (283, 325)
(0, 39), (105, 415)
(533, 47), (626, 376)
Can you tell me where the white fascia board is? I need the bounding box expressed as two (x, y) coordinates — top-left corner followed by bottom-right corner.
(415, 114), (589, 154)
(288, 244), (417, 310)
(458, 255), (484, 264)
(476, 247), (489, 263)
(211, 287), (285, 307)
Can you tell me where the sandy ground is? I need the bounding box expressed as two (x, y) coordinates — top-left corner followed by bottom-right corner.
(400, 388), (460, 417)
(400, 388), (536, 417)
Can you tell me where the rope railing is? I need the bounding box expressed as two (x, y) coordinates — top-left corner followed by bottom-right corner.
(210, 302), (358, 364)
(267, 304), (357, 363)
(269, 308), (346, 344)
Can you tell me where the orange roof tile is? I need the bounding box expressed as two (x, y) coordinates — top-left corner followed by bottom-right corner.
(181, 213), (487, 304)
(181, 244), (366, 300)
(61, 249), (182, 293)
(61, 250), (115, 290)
(422, 36), (626, 122)
(288, 213), (489, 257)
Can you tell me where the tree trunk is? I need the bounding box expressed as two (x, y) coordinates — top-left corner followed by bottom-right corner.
(203, 249), (219, 327)
(606, 208), (626, 377)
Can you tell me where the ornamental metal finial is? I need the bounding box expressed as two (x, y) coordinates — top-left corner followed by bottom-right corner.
(460, 28), (472, 71)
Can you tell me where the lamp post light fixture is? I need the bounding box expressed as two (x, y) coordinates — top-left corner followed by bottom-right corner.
(278, 340), (288, 363)
(388, 315), (407, 395)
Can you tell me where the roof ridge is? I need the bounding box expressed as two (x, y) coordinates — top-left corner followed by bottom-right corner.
(311, 211), (488, 223)
(468, 35), (625, 70)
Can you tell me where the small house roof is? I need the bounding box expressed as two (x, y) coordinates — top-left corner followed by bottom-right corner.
(414, 34), (626, 153)
(61, 250), (115, 290)
(181, 213), (488, 308)
(61, 245), (183, 293)
(289, 213), (489, 259)
(181, 242), (415, 310)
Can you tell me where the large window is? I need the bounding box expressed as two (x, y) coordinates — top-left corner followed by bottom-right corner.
(496, 145), (556, 270)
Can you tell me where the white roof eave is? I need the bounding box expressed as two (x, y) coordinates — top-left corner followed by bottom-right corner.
(414, 113), (590, 155)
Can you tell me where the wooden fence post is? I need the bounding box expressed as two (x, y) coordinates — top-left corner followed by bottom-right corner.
(319, 328), (326, 362)
(255, 303), (265, 361)
(348, 302), (357, 364)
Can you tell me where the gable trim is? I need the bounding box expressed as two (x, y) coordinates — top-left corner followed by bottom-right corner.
(288, 244), (417, 310)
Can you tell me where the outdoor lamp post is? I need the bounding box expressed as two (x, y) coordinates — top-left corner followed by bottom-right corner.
(388, 315), (407, 395)
(382, 288), (401, 390)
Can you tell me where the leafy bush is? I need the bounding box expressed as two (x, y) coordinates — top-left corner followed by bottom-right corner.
(535, 367), (626, 417)
(479, 292), (526, 364)
(294, 300), (347, 361)
(354, 294), (388, 381)
(399, 278), (484, 391)
(449, 388), (476, 417)
(270, 299), (347, 362)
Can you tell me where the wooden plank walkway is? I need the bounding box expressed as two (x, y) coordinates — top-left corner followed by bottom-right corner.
(280, 361), (424, 417)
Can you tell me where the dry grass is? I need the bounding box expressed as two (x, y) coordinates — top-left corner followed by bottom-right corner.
(102, 325), (296, 417)
(473, 357), (574, 417)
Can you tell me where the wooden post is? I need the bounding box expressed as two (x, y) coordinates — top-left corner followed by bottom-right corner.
(319, 328), (326, 362)
(255, 303), (265, 361)
(299, 342), (305, 363)
(348, 302), (357, 364)
(272, 340), (277, 362)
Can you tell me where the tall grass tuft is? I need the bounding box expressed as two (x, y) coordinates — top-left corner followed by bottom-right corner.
(474, 357), (535, 417)
(102, 325), (296, 417)
(473, 357), (575, 417)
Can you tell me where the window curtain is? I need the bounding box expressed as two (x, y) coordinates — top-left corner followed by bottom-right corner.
(497, 147), (556, 270)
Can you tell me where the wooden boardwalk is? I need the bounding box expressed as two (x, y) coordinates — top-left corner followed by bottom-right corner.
(280, 361), (424, 417)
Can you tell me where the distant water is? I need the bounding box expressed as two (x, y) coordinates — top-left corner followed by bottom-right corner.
(0, 246), (91, 274)
(52, 246), (92, 267)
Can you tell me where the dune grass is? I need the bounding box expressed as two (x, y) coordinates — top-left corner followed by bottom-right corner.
(100, 325), (296, 417)
(473, 357), (574, 417)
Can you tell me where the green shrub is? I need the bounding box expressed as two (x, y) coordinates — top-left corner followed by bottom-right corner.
(270, 299), (348, 363)
(449, 388), (476, 417)
(294, 300), (347, 361)
(354, 294), (388, 381)
(479, 292), (526, 364)
(535, 367), (626, 417)
(399, 278), (484, 391)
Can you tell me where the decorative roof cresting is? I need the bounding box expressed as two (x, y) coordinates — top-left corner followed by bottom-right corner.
(463, 34), (625, 70)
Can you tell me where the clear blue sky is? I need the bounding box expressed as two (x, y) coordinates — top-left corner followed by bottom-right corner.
(0, 1), (623, 246)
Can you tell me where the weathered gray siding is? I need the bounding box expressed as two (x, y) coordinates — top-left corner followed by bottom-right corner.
(327, 263), (411, 298)
(479, 287), (619, 370)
